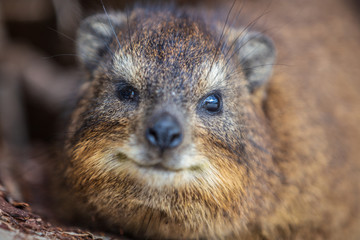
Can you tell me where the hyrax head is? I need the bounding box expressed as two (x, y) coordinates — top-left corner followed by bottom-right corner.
(66, 6), (276, 239)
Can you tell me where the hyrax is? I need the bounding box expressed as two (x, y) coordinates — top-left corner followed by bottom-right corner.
(61, 4), (360, 240)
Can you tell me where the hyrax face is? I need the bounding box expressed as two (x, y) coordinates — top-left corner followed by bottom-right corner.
(65, 7), (276, 239)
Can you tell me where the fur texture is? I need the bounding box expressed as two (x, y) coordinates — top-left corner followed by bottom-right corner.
(60, 3), (360, 239)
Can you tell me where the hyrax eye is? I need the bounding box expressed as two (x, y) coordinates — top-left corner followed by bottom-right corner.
(200, 93), (222, 114)
(116, 83), (139, 102)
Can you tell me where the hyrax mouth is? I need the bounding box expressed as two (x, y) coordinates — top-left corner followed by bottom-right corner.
(115, 150), (205, 173)
(113, 151), (215, 189)
(114, 107), (203, 174)
(114, 130), (208, 178)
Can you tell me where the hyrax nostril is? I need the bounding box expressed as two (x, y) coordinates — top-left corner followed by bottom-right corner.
(145, 112), (183, 151)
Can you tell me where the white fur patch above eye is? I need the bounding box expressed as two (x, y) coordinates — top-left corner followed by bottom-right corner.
(112, 53), (138, 80)
(197, 62), (228, 91)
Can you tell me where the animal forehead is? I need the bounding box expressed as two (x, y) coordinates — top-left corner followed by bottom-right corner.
(110, 10), (228, 94)
(128, 10), (218, 62)
(112, 53), (227, 98)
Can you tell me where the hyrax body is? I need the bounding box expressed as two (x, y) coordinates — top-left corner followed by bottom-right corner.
(61, 4), (360, 240)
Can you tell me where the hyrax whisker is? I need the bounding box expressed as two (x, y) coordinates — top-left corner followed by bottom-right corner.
(202, 0), (236, 86)
(100, 0), (122, 51)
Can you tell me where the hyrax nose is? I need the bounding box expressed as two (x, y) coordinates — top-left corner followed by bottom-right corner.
(146, 113), (182, 151)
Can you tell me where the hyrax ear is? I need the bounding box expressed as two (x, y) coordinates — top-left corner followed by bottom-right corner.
(235, 31), (276, 93)
(76, 12), (126, 72)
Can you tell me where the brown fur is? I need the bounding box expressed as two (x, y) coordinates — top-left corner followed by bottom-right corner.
(59, 1), (360, 239)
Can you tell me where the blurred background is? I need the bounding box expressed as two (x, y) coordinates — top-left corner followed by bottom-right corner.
(0, 0), (359, 238)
